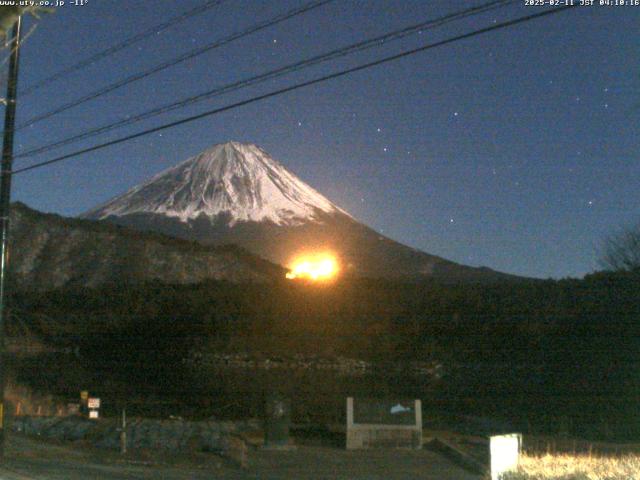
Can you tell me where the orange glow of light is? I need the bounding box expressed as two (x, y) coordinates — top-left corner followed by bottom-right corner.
(286, 253), (339, 281)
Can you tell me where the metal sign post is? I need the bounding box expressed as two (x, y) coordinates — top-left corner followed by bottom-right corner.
(120, 408), (127, 454)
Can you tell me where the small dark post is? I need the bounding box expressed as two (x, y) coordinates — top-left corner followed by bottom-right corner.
(0, 15), (23, 459)
(263, 392), (291, 449)
(120, 408), (127, 454)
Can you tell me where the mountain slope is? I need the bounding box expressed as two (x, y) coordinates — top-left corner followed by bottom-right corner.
(83, 141), (519, 283)
(84, 142), (348, 226)
(9, 202), (284, 291)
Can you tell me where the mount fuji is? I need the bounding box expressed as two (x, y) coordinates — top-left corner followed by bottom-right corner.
(82, 141), (515, 282)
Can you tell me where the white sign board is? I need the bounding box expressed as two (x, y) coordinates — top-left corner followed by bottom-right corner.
(89, 410), (99, 419)
(346, 397), (422, 449)
(490, 433), (522, 480)
(87, 398), (101, 409)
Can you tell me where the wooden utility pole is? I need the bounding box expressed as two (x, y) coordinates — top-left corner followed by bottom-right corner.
(0, 14), (22, 459)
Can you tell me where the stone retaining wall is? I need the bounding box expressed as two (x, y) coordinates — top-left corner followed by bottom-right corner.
(11, 415), (260, 452)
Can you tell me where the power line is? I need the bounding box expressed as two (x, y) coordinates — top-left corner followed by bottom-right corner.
(12, 5), (577, 176)
(13, 0), (336, 132)
(0, 22), (38, 70)
(16, 0), (517, 160)
(0, 23), (38, 106)
(20, 0), (227, 97)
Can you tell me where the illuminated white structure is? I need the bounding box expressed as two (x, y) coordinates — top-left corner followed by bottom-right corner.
(490, 433), (522, 480)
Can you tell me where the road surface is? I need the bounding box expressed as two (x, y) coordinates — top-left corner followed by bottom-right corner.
(0, 433), (481, 479)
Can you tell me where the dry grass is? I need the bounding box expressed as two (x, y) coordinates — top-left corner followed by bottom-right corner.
(500, 453), (640, 480)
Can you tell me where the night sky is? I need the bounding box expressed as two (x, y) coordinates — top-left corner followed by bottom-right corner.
(7, 0), (639, 279)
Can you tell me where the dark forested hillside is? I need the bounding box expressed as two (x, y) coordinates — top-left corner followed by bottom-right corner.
(8, 202), (285, 290)
(10, 270), (640, 440)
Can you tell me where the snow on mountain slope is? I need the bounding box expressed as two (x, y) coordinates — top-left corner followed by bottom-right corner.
(83, 142), (350, 226)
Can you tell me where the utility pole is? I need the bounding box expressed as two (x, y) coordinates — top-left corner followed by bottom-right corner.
(0, 14), (23, 460)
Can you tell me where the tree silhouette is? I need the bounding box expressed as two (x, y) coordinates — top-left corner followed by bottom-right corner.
(599, 221), (640, 272)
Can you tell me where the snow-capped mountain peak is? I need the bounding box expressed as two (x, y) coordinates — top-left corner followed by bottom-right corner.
(83, 141), (350, 226)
